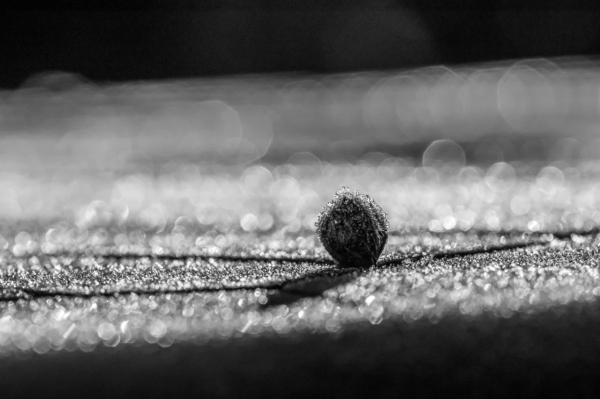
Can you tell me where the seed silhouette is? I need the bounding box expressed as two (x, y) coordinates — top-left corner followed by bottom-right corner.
(315, 187), (389, 268)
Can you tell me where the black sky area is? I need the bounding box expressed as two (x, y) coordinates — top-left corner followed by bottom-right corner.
(0, 1), (599, 88)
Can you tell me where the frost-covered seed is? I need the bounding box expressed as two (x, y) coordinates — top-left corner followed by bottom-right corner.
(315, 187), (389, 268)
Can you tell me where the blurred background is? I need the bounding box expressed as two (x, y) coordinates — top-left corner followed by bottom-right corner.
(2, 2), (600, 251)
(2, 2), (600, 162)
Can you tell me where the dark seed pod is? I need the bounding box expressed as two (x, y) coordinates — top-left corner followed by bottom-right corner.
(315, 187), (389, 268)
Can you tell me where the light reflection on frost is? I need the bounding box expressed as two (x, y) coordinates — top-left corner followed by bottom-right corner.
(1, 160), (600, 258)
(0, 240), (599, 355)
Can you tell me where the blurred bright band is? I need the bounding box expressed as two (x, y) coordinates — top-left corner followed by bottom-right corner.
(1, 57), (600, 171)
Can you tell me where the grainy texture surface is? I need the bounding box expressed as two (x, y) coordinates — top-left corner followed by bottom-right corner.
(2, 164), (600, 397)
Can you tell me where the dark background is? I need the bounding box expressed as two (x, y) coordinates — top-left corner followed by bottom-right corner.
(1, 1), (599, 89)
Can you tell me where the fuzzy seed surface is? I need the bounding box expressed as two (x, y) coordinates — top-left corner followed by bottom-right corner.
(315, 187), (389, 268)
